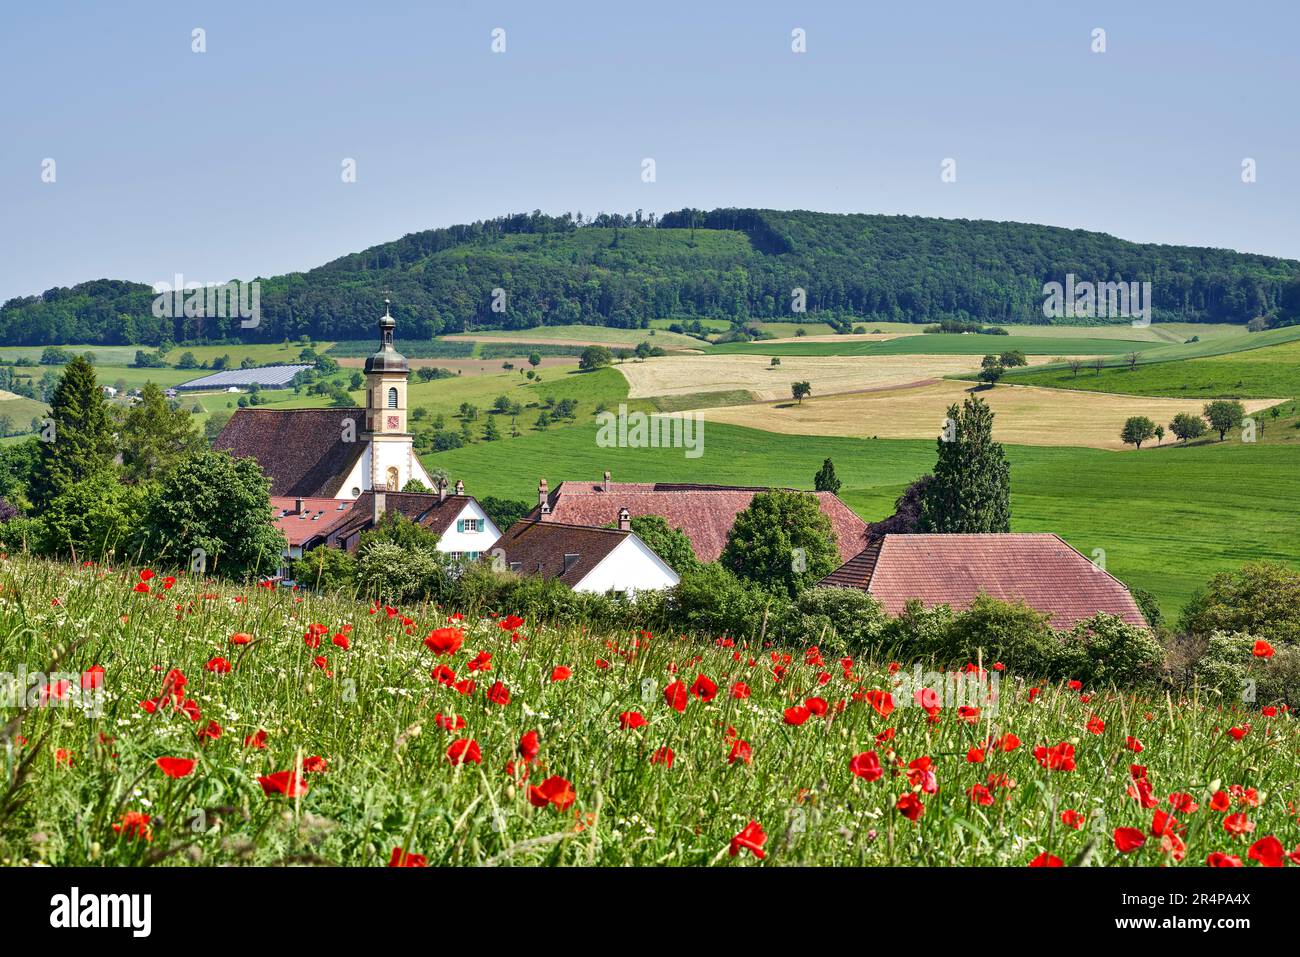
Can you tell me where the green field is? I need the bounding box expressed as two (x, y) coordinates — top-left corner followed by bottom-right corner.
(445, 324), (704, 350)
(708, 335), (1162, 358)
(426, 420), (1300, 618)
(1005, 338), (1300, 399)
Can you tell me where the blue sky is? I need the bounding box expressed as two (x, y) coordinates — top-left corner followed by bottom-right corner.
(1, 0), (1297, 302)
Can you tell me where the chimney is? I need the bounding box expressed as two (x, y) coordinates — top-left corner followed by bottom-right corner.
(617, 507), (631, 531)
(294, 496), (304, 514)
(538, 478), (551, 518)
(372, 491), (386, 525)
(454, 479), (464, 495)
(603, 470), (611, 493)
(437, 477), (447, 503)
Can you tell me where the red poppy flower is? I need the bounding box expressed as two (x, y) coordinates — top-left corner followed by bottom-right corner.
(896, 793), (925, 822)
(424, 627), (464, 656)
(619, 711), (648, 729)
(198, 720), (222, 740)
(301, 755), (328, 773)
(968, 784), (994, 806)
(112, 811), (153, 842)
(332, 633), (350, 650)
(484, 681), (510, 706)
(453, 678), (476, 696)
(728, 739), (752, 765)
(1113, 827), (1146, 852)
(783, 705), (811, 726)
(729, 820), (767, 859)
(651, 747), (674, 767)
(1252, 640), (1275, 658)
(1029, 852), (1062, 867)
(864, 690), (894, 717)
(1227, 726), (1249, 741)
(690, 674), (718, 702)
(498, 614), (525, 631)
(467, 651), (493, 672)
(1206, 851), (1243, 867)
(81, 665), (105, 690)
(1126, 736), (1143, 753)
(1061, 809), (1086, 830)
(434, 712), (466, 731)
(730, 681), (751, 699)
(205, 656), (231, 674)
(528, 775), (576, 811)
(550, 665), (572, 682)
(804, 697), (828, 717)
(389, 847), (427, 867)
(518, 730), (540, 763)
(139, 568), (155, 582)
(1085, 715), (1105, 735)
(1223, 813), (1255, 836)
(259, 770), (309, 798)
(230, 632), (252, 645)
(1033, 741), (1076, 772)
(1168, 792), (1199, 813)
(663, 680), (688, 713)
(446, 738), (482, 766)
(244, 729), (268, 749)
(156, 756), (196, 778)
(1247, 835), (1285, 867)
(849, 751), (883, 781)
(1209, 790), (1231, 812)
(431, 664), (456, 685)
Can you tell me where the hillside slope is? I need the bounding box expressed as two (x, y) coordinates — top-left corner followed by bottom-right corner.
(3, 209), (1298, 346)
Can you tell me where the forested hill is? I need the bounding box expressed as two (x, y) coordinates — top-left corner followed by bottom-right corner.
(4, 208), (1299, 346)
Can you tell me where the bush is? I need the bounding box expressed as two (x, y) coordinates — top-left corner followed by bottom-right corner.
(938, 595), (1059, 676)
(1054, 614), (1166, 687)
(355, 543), (441, 604)
(37, 472), (144, 562)
(1179, 561), (1300, 646)
(785, 587), (887, 653)
(0, 516), (44, 553)
(669, 563), (788, 640)
(1192, 631), (1300, 709)
(292, 546), (358, 593)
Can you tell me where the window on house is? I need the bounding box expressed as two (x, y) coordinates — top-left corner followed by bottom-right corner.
(457, 518), (480, 534)
(387, 387), (398, 409)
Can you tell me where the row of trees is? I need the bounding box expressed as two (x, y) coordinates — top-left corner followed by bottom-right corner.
(5, 209), (1299, 346)
(1120, 399), (1256, 448)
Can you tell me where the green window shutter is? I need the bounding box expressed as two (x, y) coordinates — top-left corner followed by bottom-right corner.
(456, 519), (464, 533)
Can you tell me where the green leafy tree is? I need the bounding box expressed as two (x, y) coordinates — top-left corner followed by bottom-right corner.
(36, 471), (145, 561)
(1168, 411), (1207, 443)
(607, 515), (700, 575)
(1179, 561), (1300, 645)
(813, 457), (841, 494)
(1203, 399), (1246, 441)
(479, 496), (531, 531)
(919, 394), (1011, 532)
(791, 381), (811, 404)
(292, 546), (358, 592)
(720, 489), (840, 598)
(136, 448), (285, 580)
(977, 355), (1005, 386)
(204, 408), (234, 445)
(30, 355), (115, 509)
(1120, 415), (1157, 449)
(118, 382), (205, 482)
(579, 345), (614, 371)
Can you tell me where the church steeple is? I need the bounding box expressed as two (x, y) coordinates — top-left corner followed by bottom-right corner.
(364, 298), (407, 375)
(364, 299), (409, 440)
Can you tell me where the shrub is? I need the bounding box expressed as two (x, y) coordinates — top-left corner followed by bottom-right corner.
(1054, 614), (1166, 687)
(355, 543), (442, 604)
(292, 546), (358, 593)
(37, 472), (143, 562)
(669, 563), (788, 640)
(938, 595), (1058, 677)
(1193, 630), (1300, 709)
(785, 587), (887, 654)
(1179, 561), (1300, 646)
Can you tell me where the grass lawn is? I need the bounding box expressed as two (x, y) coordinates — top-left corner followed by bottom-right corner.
(445, 324), (703, 350)
(708, 335), (1162, 358)
(1002, 339), (1300, 400)
(428, 421), (1300, 619)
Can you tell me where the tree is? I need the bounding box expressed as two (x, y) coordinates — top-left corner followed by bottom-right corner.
(292, 546), (358, 591)
(118, 381), (205, 482)
(1203, 399), (1246, 441)
(813, 457), (842, 494)
(478, 496), (531, 531)
(578, 345), (614, 371)
(1168, 411), (1207, 444)
(1126, 352), (1141, 371)
(136, 448), (286, 580)
(770, 357), (781, 367)
(610, 515), (700, 575)
(481, 416), (501, 441)
(1154, 425), (1165, 445)
(977, 355), (1005, 386)
(791, 381), (812, 404)
(1120, 415), (1157, 449)
(1179, 561), (1300, 646)
(30, 355), (115, 510)
(34, 471), (145, 561)
(998, 350), (1027, 368)
(401, 478), (431, 492)
(1067, 358), (1082, 378)
(919, 394), (1011, 533)
(204, 408), (233, 445)
(720, 489), (840, 598)
(1092, 357), (1105, 375)
(528, 352), (542, 368)
(177, 351), (198, 369)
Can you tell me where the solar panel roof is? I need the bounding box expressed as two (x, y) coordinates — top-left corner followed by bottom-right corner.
(176, 365), (313, 389)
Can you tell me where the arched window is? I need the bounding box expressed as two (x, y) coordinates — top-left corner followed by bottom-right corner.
(386, 467), (400, 491)
(387, 387), (398, 409)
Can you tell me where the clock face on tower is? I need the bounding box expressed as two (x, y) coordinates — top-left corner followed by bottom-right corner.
(386, 415), (399, 430)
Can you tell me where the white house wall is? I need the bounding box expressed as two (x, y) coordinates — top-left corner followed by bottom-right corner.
(437, 501), (502, 557)
(574, 535), (679, 594)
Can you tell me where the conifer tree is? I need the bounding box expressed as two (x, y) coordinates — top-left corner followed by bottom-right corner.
(919, 394), (1011, 533)
(813, 457), (841, 494)
(30, 355), (115, 509)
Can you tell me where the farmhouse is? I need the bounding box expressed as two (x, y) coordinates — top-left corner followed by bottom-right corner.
(494, 512), (680, 594)
(820, 533), (1147, 630)
(527, 473), (869, 563)
(215, 303), (438, 498)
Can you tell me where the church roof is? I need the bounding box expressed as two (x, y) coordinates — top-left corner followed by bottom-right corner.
(215, 408), (365, 497)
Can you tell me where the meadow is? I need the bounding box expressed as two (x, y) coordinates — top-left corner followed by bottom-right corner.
(1004, 339), (1300, 400)
(1, 554), (1294, 868)
(708, 335), (1159, 357)
(429, 420), (1300, 617)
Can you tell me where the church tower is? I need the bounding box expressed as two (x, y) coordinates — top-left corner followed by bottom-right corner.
(364, 299), (414, 491)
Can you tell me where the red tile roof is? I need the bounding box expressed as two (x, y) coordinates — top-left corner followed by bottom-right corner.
(324, 492), (478, 551)
(530, 481), (868, 563)
(495, 521), (630, 587)
(820, 533), (1147, 630)
(215, 409), (366, 497)
(271, 496), (357, 547)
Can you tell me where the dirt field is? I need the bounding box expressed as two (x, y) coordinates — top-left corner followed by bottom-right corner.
(617, 353), (1075, 402)
(688, 380), (1281, 450)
